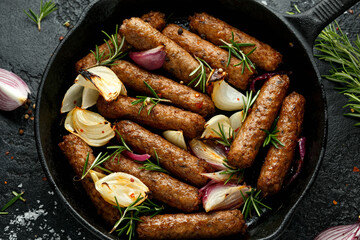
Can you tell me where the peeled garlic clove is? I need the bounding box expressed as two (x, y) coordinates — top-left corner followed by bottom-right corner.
(0, 68), (31, 111)
(81, 87), (99, 109)
(202, 183), (250, 212)
(189, 139), (227, 170)
(201, 171), (243, 183)
(90, 170), (149, 207)
(211, 79), (246, 111)
(75, 66), (127, 101)
(201, 114), (233, 139)
(60, 83), (84, 113)
(64, 107), (115, 147)
(163, 130), (187, 150)
(229, 111), (244, 135)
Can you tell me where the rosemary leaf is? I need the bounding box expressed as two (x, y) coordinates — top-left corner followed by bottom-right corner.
(212, 123), (234, 147)
(137, 149), (169, 174)
(188, 57), (212, 93)
(0, 191), (25, 213)
(131, 81), (171, 115)
(242, 90), (260, 122)
(261, 116), (284, 149)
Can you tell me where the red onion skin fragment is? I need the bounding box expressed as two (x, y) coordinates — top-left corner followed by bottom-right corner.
(314, 218), (360, 240)
(129, 46), (166, 71)
(123, 150), (150, 162)
(285, 137), (306, 187)
(0, 68), (31, 111)
(249, 71), (292, 92)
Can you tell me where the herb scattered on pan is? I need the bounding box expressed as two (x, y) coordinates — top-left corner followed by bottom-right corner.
(220, 32), (256, 73)
(315, 21), (360, 126)
(188, 57), (212, 93)
(110, 195), (164, 239)
(90, 25), (127, 68)
(221, 159), (244, 185)
(131, 81), (171, 115)
(81, 152), (112, 180)
(136, 149), (170, 174)
(212, 123), (235, 147)
(24, 0), (57, 31)
(107, 129), (133, 162)
(286, 4), (301, 15)
(241, 188), (271, 220)
(0, 191), (25, 215)
(261, 116), (284, 149)
(242, 90), (260, 122)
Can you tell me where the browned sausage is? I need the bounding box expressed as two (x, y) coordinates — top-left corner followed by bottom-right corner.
(162, 24), (256, 91)
(97, 95), (205, 139)
(136, 209), (247, 239)
(58, 134), (119, 226)
(104, 154), (201, 212)
(257, 92), (305, 196)
(227, 74), (290, 169)
(75, 12), (166, 72)
(120, 17), (200, 86)
(115, 120), (212, 187)
(189, 12), (283, 72)
(110, 60), (215, 117)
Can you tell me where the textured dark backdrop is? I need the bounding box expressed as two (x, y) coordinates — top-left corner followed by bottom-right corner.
(0, 0), (359, 239)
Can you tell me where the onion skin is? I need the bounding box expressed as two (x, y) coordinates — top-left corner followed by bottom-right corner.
(314, 218), (360, 240)
(129, 45), (166, 70)
(0, 68), (30, 111)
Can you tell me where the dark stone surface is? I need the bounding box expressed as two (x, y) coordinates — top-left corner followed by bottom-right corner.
(0, 0), (359, 239)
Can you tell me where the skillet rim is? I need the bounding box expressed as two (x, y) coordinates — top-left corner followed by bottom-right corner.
(34, 0), (328, 239)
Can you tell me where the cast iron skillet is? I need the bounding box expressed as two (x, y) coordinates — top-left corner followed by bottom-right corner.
(35, 0), (359, 239)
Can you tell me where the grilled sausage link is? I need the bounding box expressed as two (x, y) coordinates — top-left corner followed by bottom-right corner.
(257, 92), (305, 196)
(58, 134), (119, 226)
(75, 11), (166, 72)
(104, 154), (201, 212)
(162, 24), (256, 90)
(110, 60), (215, 117)
(189, 12), (283, 72)
(115, 120), (212, 187)
(227, 74), (290, 169)
(120, 17), (200, 86)
(97, 95), (205, 139)
(136, 209), (247, 239)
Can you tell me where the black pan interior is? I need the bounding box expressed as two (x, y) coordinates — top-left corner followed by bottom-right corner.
(36, 0), (326, 239)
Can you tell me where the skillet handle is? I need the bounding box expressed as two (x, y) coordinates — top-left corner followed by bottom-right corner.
(284, 0), (359, 47)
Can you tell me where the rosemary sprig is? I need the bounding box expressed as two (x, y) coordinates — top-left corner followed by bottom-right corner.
(80, 151), (112, 180)
(315, 21), (360, 126)
(90, 25), (127, 67)
(136, 149), (169, 174)
(24, 0), (57, 31)
(221, 159), (244, 185)
(220, 32), (256, 73)
(261, 116), (284, 149)
(212, 123), (235, 147)
(241, 188), (271, 220)
(131, 81), (171, 115)
(0, 191), (25, 215)
(242, 90), (260, 122)
(188, 57), (212, 93)
(111, 195), (164, 239)
(107, 129), (133, 162)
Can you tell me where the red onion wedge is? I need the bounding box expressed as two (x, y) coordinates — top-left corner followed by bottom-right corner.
(0, 68), (30, 111)
(314, 217), (360, 240)
(123, 150), (151, 162)
(129, 45), (166, 71)
(200, 181), (250, 212)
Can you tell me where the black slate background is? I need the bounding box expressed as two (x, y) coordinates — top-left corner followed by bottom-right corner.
(0, 0), (360, 239)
